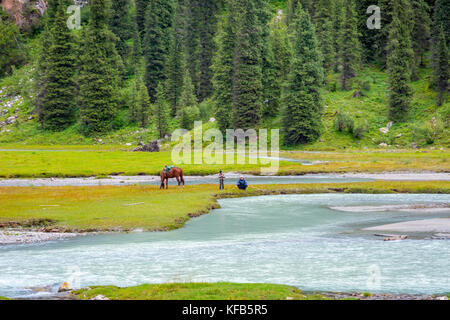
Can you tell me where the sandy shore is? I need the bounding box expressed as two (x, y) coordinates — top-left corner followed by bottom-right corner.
(0, 172), (449, 187)
(0, 229), (79, 245)
(330, 203), (450, 213)
(364, 218), (450, 233)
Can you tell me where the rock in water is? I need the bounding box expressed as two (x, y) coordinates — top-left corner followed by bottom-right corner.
(58, 282), (72, 292)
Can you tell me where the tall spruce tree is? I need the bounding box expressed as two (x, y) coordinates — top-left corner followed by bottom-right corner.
(185, 0), (220, 102)
(35, 0), (59, 126)
(332, 0), (344, 72)
(433, 26), (449, 106)
(355, 0), (378, 62)
(411, 0), (431, 80)
(433, 0), (450, 47)
(339, 0), (361, 91)
(40, 0), (77, 131)
(143, 0), (175, 102)
(314, 0), (335, 74)
(166, 0), (188, 116)
(282, 4), (324, 146)
(212, 0), (237, 133)
(135, 0), (149, 40)
(131, 70), (151, 128)
(178, 69), (200, 130)
(386, 0), (414, 122)
(256, 0), (281, 118)
(232, 0), (263, 129)
(266, 17), (292, 117)
(78, 0), (121, 135)
(109, 0), (132, 63)
(154, 83), (170, 138)
(131, 9), (143, 75)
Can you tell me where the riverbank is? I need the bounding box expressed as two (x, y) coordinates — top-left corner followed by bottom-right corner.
(0, 148), (448, 178)
(0, 172), (449, 187)
(1, 181), (449, 245)
(68, 283), (449, 300)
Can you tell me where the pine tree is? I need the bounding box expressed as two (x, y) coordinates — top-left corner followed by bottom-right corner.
(355, 0), (378, 62)
(131, 9), (143, 75)
(386, 0), (414, 122)
(40, 0), (77, 131)
(232, 0), (263, 130)
(339, 0), (361, 91)
(178, 69), (200, 130)
(154, 83), (170, 138)
(131, 69), (151, 128)
(433, 0), (450, 47)
(212, 0), (237, 133)
(185, 0), (220, 102)
(270, 19), (292, 81)
(266, 18), (291, 118)
(78, 0), (121, 135)
(109, 0), (132, 64)
(0, 10), (25, 76)
(314, 0), (335, 74)
(255, 0), (281, 118)
(35, 0), (59, 126)
(411, 0), (431, 80)
(143, 0), (175, 102)
(135, 0), (149, 40)
(433, 26), (449, 106)
(332, 0), (344, 72)
(165, 0), (187, 116)
(282, 4), (324, 146)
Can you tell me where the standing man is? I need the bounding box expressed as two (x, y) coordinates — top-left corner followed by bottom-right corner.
(219, 170), (225, 190)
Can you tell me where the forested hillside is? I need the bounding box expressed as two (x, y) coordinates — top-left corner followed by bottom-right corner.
(0, 0), (448, 149)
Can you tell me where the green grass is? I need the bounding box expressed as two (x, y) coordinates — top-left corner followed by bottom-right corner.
(72, 282), (327, 300)
(1, 181), (448, 232)
(0, 297), (10, 300)
(0, 148), (448, 178)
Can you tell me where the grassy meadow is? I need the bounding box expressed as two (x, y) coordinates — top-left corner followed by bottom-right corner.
(1, 181), (449, 232)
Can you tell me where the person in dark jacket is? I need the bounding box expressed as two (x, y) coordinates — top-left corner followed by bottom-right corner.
(219, 170), (225, 190)
(236, 176), (248, 190)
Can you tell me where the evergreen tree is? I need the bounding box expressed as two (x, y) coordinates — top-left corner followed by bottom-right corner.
(35, 0), (59, 126)
(212, 0), (237, 133)
(433, 0), (450, 47)
(339, 0), (361, 91)
(40, 0), (77, 131)
(314, 0), (335, 74)
(332, 0), (344, 72)
(266, 18), (292, 117)
(433, 26), (449, 106)
(78, 0), (121, 135)
(282, 5), (324, 146)
(185, 0), (220, 102)
(131, 9), (143, 75)
(109, 0), (132, 63)
(256, 0), (281, 118)
(166, 0), (187, 116)
(143, 0), (175, 102)
(232, 0), (263, 129)
(154, 83), (170, 138)
(135, 0), (149, 40)
(386, 0), (414, 122)
(411, 0), (431, 80)
(270, 19), (292, 81)
(131, 70), (151, 128)
(355, 0), (378, 62)
(178, 69), (200, 130)
(0, 10), (25, 76)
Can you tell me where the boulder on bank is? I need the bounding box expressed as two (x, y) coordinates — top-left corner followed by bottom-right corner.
(133, 140), (160, 152)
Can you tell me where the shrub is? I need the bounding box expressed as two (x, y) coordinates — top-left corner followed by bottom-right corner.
(334, 112), (354, 133)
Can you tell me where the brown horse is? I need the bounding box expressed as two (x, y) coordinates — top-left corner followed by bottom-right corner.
(160, 167), (185, 189)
